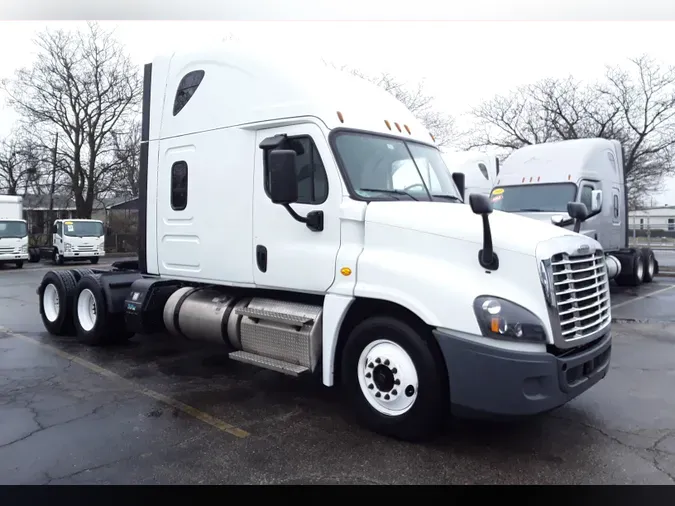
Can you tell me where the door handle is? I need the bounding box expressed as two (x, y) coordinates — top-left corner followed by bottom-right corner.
(256, 245), (267, 273)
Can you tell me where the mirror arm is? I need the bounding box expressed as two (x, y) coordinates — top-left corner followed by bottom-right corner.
(478, 214), (499, 270)
(281, 204), (324, 232)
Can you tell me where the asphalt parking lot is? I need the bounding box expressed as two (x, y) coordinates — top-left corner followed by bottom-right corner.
(1, 259), (674, 484)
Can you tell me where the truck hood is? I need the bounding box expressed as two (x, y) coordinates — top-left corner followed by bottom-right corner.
(364, 201), (581, 257)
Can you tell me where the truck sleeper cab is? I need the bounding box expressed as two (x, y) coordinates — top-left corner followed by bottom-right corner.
(36, 47), (612, 442)
(491, 138), (658, 287)
(39, 219), (106, 265)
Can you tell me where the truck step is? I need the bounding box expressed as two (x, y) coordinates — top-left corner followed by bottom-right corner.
(228, 351), (309, 377)
(235, 306), (314, 328)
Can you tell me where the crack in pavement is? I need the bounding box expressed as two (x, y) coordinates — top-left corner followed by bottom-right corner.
(551, 414), (675, 482)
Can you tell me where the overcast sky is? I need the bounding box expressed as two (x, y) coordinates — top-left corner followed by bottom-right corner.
(2, 1), (675, 204)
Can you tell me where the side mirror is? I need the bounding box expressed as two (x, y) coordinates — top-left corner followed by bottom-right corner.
(590, 189), (603, 213)
(469, 193), (493, 216)
(52, 225), (57, 234)
(469, 194), (498, 270)
(567, 201), (589, 233)
(268, 149), (298, 204)
(452, 172), (465, 200)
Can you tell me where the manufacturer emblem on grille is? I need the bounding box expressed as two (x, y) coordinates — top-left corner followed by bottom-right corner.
(577, 244), (590, 254)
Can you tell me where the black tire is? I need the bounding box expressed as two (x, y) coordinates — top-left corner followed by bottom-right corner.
(53, 249), (64, 265)
(28, 249), (40, 263)
(615, 250), (644, 287)
(641, 248), (656, 283)
(15, 261), (23, 269)
(72, 274), (134, 346)
(90, 257), (99, 265)
(70, 268), (95, 282)
(340, 315), (448, 442)
(38, 270), (78, 336)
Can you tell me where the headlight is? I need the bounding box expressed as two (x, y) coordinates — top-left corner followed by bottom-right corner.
(65, 243), (72, 251)
(20, 244), (28, 253)
(473, 296), (547, 343)
(98, 243), (105, 251)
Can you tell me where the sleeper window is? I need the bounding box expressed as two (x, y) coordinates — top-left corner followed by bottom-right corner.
(173, 70), (205, 116)
(171, 161), (188, 210)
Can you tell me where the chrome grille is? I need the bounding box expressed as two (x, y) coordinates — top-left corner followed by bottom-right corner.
(0, 247), (14, 254)
(550, 250), (610, 342)
(75, 245), (95, 252)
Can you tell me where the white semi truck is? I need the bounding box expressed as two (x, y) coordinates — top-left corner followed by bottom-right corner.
(36, 47), (613, 441)
(442, 150), (498, 200)
(0, 195), (29, 269)
(37, 218), (106, 265)
(490, 138), (657, 287)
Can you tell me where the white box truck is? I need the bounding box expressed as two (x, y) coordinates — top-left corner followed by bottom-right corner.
(37, 218), (106, 265)
(0, 195), (29, 268)
(490, 138), (657, 287)
(35, 47), (613, 441)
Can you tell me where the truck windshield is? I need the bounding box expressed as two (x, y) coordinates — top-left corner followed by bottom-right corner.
(63, 221), (104, 237)
(332, 131), (462, 202)
(0, 220), (28, 239)
(490, 183), (578, 213)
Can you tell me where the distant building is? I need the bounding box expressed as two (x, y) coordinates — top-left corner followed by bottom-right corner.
(629, 205), (675, 232)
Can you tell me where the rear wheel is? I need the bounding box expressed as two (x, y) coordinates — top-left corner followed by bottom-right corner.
(641, 248), (656, 283)
(615, 250), (644, 287)
(73, 275), (133, 346)
(38, 270), (78, 335)
(341, 315), (447, 442)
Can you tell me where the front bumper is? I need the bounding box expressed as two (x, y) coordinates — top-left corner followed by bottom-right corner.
(63, 250), (105, 258)
(433, 329), (611, 418)
(0, 253), (29, 262)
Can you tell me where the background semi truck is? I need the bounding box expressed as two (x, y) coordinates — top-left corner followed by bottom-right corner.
(36, 47), (613, 441)
(442, 150), (498, 200)
(490, 138), (657, 287)
(0, 195), (29, 269)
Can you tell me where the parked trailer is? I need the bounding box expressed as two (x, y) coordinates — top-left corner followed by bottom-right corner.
(491, 138), (657, 287)
(0, 195), (29, 269)
(36, 47), (613, 441)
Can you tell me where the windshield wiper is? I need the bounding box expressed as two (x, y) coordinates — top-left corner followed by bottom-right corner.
(360, 188), (420, 201)
(519, 208), (546, 212)
(432, 194), (462, 202)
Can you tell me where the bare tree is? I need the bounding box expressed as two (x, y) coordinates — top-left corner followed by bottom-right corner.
(465, 55), (675, 208)
(331, 64), (457, 147)
(109, 119), (141, 199)
(0, 22), (142, 218)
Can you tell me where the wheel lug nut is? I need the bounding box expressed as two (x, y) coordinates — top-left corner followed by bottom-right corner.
(368, 362), (374, 369)
(384, 359), (390, 366)
(392, 368), (397, 374)
(365, 372), (371, 378)
(375, 358), (381, 364)
(394, 379), (401, 385)
(368, 384), (374, 389)
(384, 394), (390, 400)
(392, 389), (397, 396)
(375, 392), (381, 398)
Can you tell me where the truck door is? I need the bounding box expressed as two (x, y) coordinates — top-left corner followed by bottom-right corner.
(253, 124), (341, 293)
(578, 180), (601, 242)
(54, 221), (63, 251)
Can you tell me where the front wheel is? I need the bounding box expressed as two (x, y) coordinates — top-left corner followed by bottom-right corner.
(341, 315), (448, 442)
(15, 261), (23, 269)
